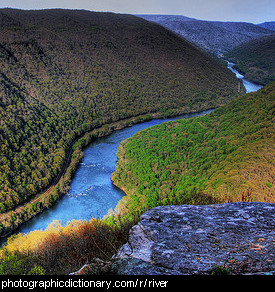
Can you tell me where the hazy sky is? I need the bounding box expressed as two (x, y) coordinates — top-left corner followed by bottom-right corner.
(0, 0), (274, 23)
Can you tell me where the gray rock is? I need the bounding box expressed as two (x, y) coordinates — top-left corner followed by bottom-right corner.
(113, 202), (275, 275)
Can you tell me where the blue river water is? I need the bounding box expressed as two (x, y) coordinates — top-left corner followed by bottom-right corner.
(227, 61), (262, 93)
(16, 62), (262, 234)
(18, 109), (213, 233)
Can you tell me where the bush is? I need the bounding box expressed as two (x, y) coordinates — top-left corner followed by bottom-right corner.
(0, 250), (38, 275)
(210, 265), (230, 275)
(28, 265), (46, 275)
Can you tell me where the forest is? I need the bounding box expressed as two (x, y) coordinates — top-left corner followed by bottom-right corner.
(112, 82), (275, 213)
(0, 8), (241, 218)
(225, 34), (275, 85)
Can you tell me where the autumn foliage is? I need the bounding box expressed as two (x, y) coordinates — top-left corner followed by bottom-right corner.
(0, 216), (133, 275)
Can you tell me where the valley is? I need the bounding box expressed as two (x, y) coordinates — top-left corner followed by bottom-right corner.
(0, 8), (274, 276)
(0, 8), (240, 214)
(13, 61), (261, 236)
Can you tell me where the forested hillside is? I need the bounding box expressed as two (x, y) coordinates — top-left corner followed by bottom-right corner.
(225, 35), (275, 85)
(0, 9), (241, 215)
(138, 14), (275, 55)
(258, 21), (275, 31)
(112, 82), (275, 213)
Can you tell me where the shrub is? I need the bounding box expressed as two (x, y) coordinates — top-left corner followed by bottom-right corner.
(210, 265), (230, 275)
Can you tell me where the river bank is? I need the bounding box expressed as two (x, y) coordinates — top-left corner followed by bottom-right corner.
(226, 61), (263, 93)
(0, 59), (261, 239)
(0, 104), (217, 238)
(110, 82), (273, 229)
(110, 61), (264, 218)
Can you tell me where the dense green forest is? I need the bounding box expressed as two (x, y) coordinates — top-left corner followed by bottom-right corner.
(112, 82), (275, 213)
(0, 9), (241, 216)
(225, 35), (275, 85)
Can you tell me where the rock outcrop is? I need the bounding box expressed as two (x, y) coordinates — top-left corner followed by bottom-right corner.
(113, 202), (275, 275)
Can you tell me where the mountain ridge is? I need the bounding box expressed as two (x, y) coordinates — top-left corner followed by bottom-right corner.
(137, 14), (275, 55)
(258, 21), (275, 31)
(0, 8), (240, 233)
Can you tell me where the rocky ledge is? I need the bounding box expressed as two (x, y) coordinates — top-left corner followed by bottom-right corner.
(113, 202), (275, 275)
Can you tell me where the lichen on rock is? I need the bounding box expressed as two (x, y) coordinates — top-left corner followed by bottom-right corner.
(113, 202), (275, 275)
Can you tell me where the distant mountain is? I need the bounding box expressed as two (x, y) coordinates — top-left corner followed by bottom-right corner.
(225, 34), (275, 85)
(0, 9), (240, 221)
(258, 21), (275, 31)
(137, 14), (275, 55)
(136, 14), (197, 22)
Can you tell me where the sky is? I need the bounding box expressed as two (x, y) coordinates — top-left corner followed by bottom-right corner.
(0, 0), (274, 24)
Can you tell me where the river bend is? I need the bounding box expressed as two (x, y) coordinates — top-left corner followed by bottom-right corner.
(17, 62), (263, 234)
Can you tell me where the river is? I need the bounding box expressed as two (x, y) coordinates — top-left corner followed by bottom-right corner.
(226, 61), (262, 93)
(15, 62), (263, 235)
(17, 109), (213, 233)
